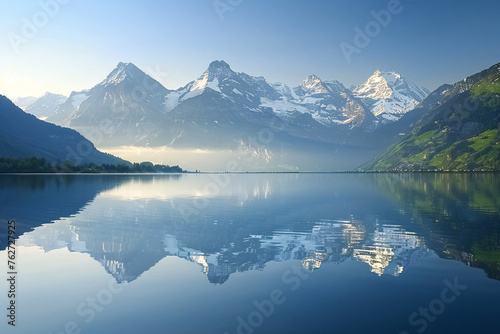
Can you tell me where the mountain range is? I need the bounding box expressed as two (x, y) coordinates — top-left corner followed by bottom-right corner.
(45, 61), (428, 141)
(12, 60), (430, 170)
(25, 62), (429, 134)
(5, 60), (500, 171)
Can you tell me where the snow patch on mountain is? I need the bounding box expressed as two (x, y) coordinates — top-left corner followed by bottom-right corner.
(180, 86), (203, 101)
(207, 77), (222, 93)
(260, 97), (309, 117)
(164, 91), (182, 112)
(271, 83), (300, 100)
(70, 93), (89, 108)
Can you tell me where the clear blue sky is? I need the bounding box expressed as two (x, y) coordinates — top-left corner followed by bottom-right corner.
(1, 0), (499, 99)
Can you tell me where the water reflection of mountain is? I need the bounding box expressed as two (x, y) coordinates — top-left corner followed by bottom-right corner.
(251, 220), (427, 277)
(16, 174), (428, 284)
(0, 175), (128, 246)
(11, 173), (500, 284)
(374, 173), (500, 280)
(21, 215), (428, 284)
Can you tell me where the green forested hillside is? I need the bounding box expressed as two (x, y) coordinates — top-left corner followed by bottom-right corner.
(364, 63), (500, 171)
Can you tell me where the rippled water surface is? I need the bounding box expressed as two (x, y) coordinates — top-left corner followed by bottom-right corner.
(0, 173), (499, 334)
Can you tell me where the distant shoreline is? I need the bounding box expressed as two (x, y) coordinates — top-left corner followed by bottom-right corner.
(1, 171), (498, 175)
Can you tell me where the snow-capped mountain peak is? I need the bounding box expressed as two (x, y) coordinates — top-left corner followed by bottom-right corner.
(353, 70), (429, 121)
(380, 70), (402, 84)
(354, 70), (396, 99)
(101, 62), (145, 86)
(298, 74), (330, 95)
(207, 60), (232, 79)
(184, 60), (234, 96)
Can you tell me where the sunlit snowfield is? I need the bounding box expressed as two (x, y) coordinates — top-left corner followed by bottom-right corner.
(1, 173), (499, 334)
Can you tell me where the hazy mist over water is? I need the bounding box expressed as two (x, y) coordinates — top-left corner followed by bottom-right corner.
(102, 145), (375, 171)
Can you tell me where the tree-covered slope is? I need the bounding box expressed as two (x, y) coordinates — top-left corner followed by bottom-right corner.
(363, 63), (500, 171)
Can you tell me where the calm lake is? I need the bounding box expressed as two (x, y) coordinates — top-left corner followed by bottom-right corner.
(0, 173), (499, 334)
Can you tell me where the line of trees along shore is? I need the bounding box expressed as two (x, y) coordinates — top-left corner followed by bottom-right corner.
(0, 157), (183, 173)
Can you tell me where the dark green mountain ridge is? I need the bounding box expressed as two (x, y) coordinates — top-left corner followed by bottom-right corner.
(0, 94), (127, 165)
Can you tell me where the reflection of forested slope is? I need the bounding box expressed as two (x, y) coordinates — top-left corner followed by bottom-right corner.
(375, 173), (500, 279)
(0, 175), (130, 248)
